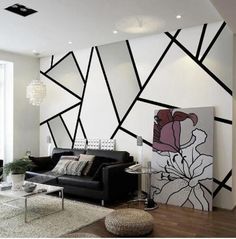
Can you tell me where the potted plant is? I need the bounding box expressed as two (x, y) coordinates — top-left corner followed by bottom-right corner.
(3, 158), (33, 191)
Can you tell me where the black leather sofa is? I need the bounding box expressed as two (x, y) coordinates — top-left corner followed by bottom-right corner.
(26, 148), (137, 205)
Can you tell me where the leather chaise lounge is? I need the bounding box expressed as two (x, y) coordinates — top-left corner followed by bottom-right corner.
(26, 148), (138, 205)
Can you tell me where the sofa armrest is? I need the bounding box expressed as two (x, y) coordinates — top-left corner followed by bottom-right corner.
(102, 162), (138, 202)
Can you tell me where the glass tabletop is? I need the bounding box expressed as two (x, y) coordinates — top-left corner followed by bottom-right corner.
(125, 167), (157, 175)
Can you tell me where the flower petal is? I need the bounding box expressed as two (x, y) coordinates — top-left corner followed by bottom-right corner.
(167, 185), (192, 207)
(189, 163), (212, 188)
(189, 154), (212, 178)
(157, 178), (189, 204)
(153, 121), (180, 153)
(181, 128), (208, 166)
(173, 111), (198, 126)
(152, 151), (169, 168)
(189, 186), (209, 210)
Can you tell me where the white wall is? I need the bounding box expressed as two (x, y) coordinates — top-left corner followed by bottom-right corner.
(0, 50), (40, 161)
(40, 21), (234, 209)
(233, 35), (236, 208)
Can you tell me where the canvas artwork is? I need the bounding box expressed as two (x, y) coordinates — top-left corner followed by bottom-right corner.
(151, 107), (214, 211)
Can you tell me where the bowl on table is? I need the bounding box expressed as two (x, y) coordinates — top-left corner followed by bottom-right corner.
(22, 183), (37, 193)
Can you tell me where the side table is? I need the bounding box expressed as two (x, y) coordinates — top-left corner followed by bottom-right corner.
(125, 164), (158, 210)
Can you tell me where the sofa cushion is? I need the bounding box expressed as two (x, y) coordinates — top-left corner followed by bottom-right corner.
(29, 156), (54, 171)
(52, 148), (86, 157)
(58, 175), (101, 190)
(86, 150), (131, 163)
(51, 151), (74, 166)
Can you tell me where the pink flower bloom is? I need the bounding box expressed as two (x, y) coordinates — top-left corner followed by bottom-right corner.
(153, 110), (198, 153)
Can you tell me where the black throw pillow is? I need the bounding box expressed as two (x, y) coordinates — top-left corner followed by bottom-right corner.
(51, 151), (74, 166)
(92, 161), (119, 181)
(88, 156), (118, 177)
(29, 156), (54, 170)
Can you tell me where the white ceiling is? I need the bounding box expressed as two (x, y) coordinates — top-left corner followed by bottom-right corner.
(210, 0), (236, 34)
(0, 0), (223, 57)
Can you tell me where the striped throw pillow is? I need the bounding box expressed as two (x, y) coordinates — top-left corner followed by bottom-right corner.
(65, 160), (88, 176)
(79, 154), (95, 176)
(52, 159), (71, 174)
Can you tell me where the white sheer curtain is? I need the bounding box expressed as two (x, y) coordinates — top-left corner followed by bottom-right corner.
(0, 65), (4, 160)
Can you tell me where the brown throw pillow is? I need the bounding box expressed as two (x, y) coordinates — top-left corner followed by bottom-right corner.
(78, 154), (95, 176)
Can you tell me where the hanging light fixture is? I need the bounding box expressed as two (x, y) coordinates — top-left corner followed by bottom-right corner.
(26, 78), (46, 106)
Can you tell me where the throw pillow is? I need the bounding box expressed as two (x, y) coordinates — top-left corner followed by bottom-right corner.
(65, 160), (88, 176)
(78, 154), (95, 176)
(51, 151), (74, 166)
(29, 156), (54, 170)
(52, 159), (71, 174)
(60, 155), (79, 161)
(92, 162), (118, 181)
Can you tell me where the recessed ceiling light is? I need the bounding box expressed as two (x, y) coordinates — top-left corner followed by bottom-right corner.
(32, 50), (37, 53)
(20, 7), (27, 12)
(5, 3), (37, 17)
(68, 41), (73, 44)
(113, 30), (118, 34)
(176, 15), (182, 19)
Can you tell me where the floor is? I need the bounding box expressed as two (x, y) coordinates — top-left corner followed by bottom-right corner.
(66, 200), (236, 237)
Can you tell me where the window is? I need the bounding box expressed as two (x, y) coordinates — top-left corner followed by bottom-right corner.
(0, 64), (4, 160)
(0, 61), (13, 164)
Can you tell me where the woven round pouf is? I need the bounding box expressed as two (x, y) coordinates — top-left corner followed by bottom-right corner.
(105, 208), (153, 237)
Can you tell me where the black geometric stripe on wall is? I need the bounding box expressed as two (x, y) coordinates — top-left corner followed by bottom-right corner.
(40, 23), (232, 201)
(40, 102), (81, 126)
(165, 22), (232, 96)
(196, 24), (207, 59)
(60, 115), (73, 142)
(45, 51), (73, 74)
(72, 47), (94, 148)
(40, 71), (82, 100)
(110, 29), (181, 139)
(46, 122), (57, 148)
(126, 40), (142, 89)
(42, 51), (86, 99)
(138, 98), (232, 125)
(96, 46), (121, 123)
(50, 55), (54, 68)
(213, 170), (232, 197)
(200, 22), (226, 63)
(213, 177), (232, 192)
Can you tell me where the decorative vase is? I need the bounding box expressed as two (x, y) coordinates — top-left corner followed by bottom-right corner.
(11, 174), (25, 191)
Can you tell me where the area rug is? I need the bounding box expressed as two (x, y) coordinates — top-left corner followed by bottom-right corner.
(0, 195), (113, 238)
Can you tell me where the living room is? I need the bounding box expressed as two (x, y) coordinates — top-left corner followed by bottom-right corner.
(0, 0), (236, 238)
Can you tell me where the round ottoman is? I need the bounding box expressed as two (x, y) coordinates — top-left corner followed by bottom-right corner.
(105, 208), (153, 236)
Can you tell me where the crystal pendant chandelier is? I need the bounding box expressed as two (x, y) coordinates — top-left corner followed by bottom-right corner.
(26, 79), (46, 106)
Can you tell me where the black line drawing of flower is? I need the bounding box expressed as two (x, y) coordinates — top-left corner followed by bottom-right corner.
(152, 110), (213, 211)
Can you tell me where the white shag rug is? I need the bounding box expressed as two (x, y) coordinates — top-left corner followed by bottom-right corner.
(0, 195), (113, 238)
